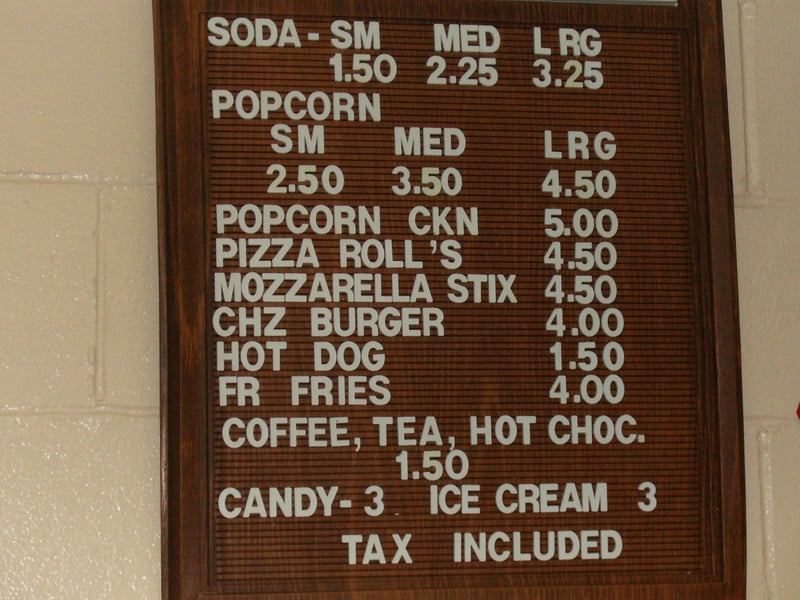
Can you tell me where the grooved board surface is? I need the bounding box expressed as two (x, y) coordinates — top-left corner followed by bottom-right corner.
(155, 1), (745, 598)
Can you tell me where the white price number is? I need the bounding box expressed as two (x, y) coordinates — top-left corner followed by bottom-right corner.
(532, 58), (603, 89)
(545, 307), (624, 338)
(638, 482), (657, 512)
(266, 164), (344, 195)
(392, 166), (462, 196)
(549, 373), (625, 405)
(364, 485), (384, 516)
(542, 169), (616, 199)
(395, 449), (470, 481)
(427, 56), (498, 86)
(544, 208), (619, 239)
(545, 274), (618, 305)
(329, 53), (397, 83)
(548, 341), (624, 372)
(544, 241), (617, 271)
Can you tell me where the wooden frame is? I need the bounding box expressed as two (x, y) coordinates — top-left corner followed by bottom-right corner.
(154, 1), (745, 597)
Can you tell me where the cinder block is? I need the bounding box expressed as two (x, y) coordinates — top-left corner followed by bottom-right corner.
(735, 205), (800, 418)
(0, 0), (155, 180)
(0, 183), (97, 410)
(742, 418), (800, 600)
(768, 423), (800, 597)
(0, 414), (160, 599)
(743, 0), (800, 203)
(98, 186), (159, 409)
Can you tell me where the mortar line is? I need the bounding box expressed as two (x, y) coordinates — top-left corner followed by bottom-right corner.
(757, 427), (778, 599)
(93, 190), (107, 408)
(738, 0), (766, 201)
(0, 406), (158, 418)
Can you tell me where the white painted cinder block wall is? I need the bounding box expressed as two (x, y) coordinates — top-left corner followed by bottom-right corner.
(0, 1), (796, 598)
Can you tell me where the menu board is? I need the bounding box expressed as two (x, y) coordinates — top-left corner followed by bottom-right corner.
(154, 1), (745, 598)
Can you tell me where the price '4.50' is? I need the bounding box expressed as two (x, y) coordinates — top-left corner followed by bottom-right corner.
(542, 169), (616, 199)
